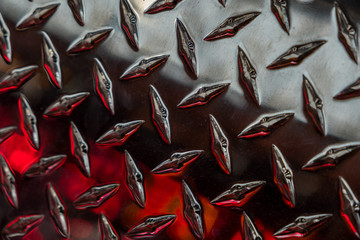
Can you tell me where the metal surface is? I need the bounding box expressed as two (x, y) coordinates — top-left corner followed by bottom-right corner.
(0, 0), (360, 239)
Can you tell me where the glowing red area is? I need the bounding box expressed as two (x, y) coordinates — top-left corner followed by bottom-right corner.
(58, 144), (126, 220)
(264, 230), (277, 239)
(0, 119), (278, 239)
(57, 162), (96, 200)
(23, 228), (44, 240)
(120, 173), (220, 239)
(231, 231), (242, 240)
(0, 132), (40, 174)
(255, 219), (277, 240)
(121, 175), (190, 238)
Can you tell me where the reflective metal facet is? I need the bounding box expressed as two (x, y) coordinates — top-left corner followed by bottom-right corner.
(0, 153), (18, 208)
(0, 13), (11, 64)
(2, 214), (44, 239)
(0, 65), (37, 94)
(47, 183), (69, 238)
(19, 93), (39, 150)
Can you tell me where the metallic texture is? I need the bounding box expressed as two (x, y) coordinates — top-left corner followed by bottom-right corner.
(2, 214), (44, 239)
(0, 0), (360, 239)
(66, 28), (113, 55)
(272, 144), (295, 208)
(271, 0), (290, 34)
(73, 183), (120, 209)
(241, 212), (263, 240)
(41, 31), (62, 89)
(120, 0), (139, 50)
(16, 3), (60, 31)
(335, 2), (358, 64)
(93, 58), (115, 115)
(0, 65), (37, 94)
(176, 19), (197, 78)
(334, 77), (360, 100)
(145, 0), (183, 14)
(0, 13), (12, 64)
(303, 75), (326, 135)
(238, 46), (259, 106)
(238, 112), (294, 138)
(43, 92), (90, 117)
(99, 213), (119, 240)
(70, 121), (90, 177)
(126, 214), (177, 238)
(152, 150), (203, 174)
(47, 183), (69, 238)
(209, 114), (231, 175)
(302, 143), (360, 171)
(120, 54), (169, 80)
(204, 12), (260, 41)
(273, 213), (332, 238)
(125, 150), (146, 208)
(23, 154), (67, 178)
(67, 0), (85, 26)
(0, 153), (18, 208)
(177, 82), (230, 108)
(0, 126), (17, 144)
(19, 93), (39, 150)
(96, 120), (145, 147)
(210, 181), (265, 208)
(267, 40), (326, 69)
(150, 85), (171, 144)
(339, 177), (360, 239)
(183, 180), (204, 239)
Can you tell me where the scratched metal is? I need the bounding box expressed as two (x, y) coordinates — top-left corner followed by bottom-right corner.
(0, 0), (360, 239)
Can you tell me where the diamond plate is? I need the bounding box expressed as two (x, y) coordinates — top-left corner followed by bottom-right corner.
(0, 0), (360, 239)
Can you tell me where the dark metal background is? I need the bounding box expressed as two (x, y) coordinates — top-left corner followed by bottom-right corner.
(0, 0), (360, 239)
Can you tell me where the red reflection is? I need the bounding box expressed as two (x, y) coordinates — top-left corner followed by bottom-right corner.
(211, 184), (262, 207)
(57, 162), (96, 201)
(56, 144), (127, 221)
(43, 64), (59, 88)
(1, 43), (10, 63)
(145, 4), (176, 14)
(94, 67), (113, 115)
(231, 231), (242, 240)
(87, 144), (126, 219)
(0, 128), (280, 240)
(255, 218), (276, 240)
(238, 131), (269, 139)
(0, 132), (40, 174)
(4, 214), (44, 237)
(119, 173), (220, 239)
(24, 228), (44, 240)
(18, 96), (39, 151)
(120, 174), (192, 239)
(210, 130), (230, 175)
(341, 213), (359, 238)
